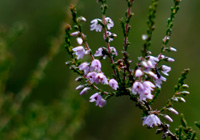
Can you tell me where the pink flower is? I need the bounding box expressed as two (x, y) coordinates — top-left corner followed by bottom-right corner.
(72, 46), (85, 60)
(90, 59), (101, 72)
(109, 79), (118, 90)
(132, 81), (144, 95)
(135, 69), (143, 77)
(161, 65), (171, 76)
(87, 72), (97, 83)
(95, 73), (108, 85)
(154, 76), (166, 88)
(105, 17), (114, 30)
(79, 62), (89, 75)
(94, 47), (107, 59)
(89, 93), (106, 107)
(90, 19), (102, 32)
(143, 114), (161, 128)
(110, 47), (118, 56)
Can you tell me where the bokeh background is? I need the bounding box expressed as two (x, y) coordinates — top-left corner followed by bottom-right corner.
(0, 0), (200, 139)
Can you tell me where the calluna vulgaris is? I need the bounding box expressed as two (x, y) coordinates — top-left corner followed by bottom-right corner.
(65, 0), (200, 139)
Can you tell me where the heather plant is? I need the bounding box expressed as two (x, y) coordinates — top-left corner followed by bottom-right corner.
(65, 0), (200, 139)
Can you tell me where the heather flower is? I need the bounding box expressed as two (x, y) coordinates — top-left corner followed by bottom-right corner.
(135, 69), (143, 77)
(167, 57), (175, 62)
(76, 85), (84, 90)
(139, 91), (153, 101)
(71, 31), (80, 36)
(110, 47), (118, 56)
(132, 81), (144, 95)
(143, 81), (155, 91)
(161, 65), (171, 76)
(94, 47), (107, 59)
(105, 17), (114, 30)
(147, 71), (158, 80)
(104, 31), (117, 42)
(109, 79), (118, 90)
(143, 114), (161, 128)
(141, 56), (159, 69)
(89, 93), (106, 107)
(78, 62), (89, 75)
(77, 37), (83, 45)
(90, 18), (102, 32)
(169, 47), (177, 52)
(87, 72), (97, 83)
(95, 73), (108, 85)
(80, 87), (90, 95)
(139, 81), (155, 101)
(72, 46), (85, 60)
(164, 115), (173, 122)
(168, 107), (179, 115)
(154, 76), (166, 88)
(90, 59), (101, 72)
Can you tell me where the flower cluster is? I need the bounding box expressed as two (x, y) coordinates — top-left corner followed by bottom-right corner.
(65, 1), (192, 139)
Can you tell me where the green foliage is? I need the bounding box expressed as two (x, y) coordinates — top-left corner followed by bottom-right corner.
(0, 92), (88, 140)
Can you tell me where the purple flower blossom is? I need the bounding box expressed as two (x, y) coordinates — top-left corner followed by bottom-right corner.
(105, 17), (114, 30)
(90, 18), (102, 32)
(161, 65), (171, 76)
(154, 76), (166, 88)
(147, 71), (158, 80)
(141, 56), (159, 69)
(90, 59), (101, 72)
(109, 79), (118, 90)
(132, 81), (144, 95)
(87, 72), (97, 83)
(143, 114), (161, 128)
(89, 93), (106, 107)
(77, 37), (83, 45)
(135, 69), (143, 77)
(104, 31), (117, 42)
(95, 73), (108, 85)
(72, 46), (85, 60)
(139, 81), (155, 101)
(132, 81), (155, 101)
(79, 62), (89, 75)
(94, 47), (107, 59)
(143, 81), (155, 91)
(110, 47), (118, 56)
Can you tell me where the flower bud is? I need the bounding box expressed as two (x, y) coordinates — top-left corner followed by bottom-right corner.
(164, 115), (173, 122)
(167, 57), (175, 62)
(169, 47), (177, 52)
(77, 37), (83, 45)
(182, 84), (189, 89)
(180, 91), (190, 95)
(168, 107), (179, 115)
(80, 87), (90, 95)
(76, 85), (84, 90)
(135, 69), (143, 77)
(177, 97), (186, 102)
(77, 16), (86, 22)
(75, 76), (83, 82)
(71, 31), (80, 36)
(142, 34), (148, 40)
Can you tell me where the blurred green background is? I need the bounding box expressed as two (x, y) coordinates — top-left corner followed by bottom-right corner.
(0, 0), (200, 139)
